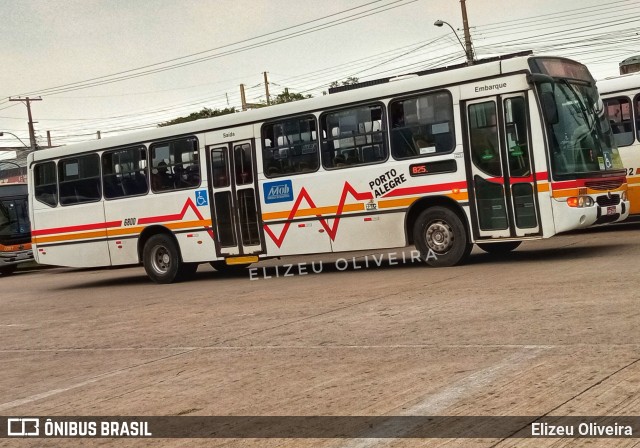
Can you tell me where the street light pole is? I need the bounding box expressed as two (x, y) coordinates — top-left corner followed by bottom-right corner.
(0, 132), (30, 149)
(434, 16), (474, 64)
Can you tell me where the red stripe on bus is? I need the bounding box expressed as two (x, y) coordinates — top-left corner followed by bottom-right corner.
(32, 198), (214, 240)
(32, 220), (122, 237)
(382, 180), (468, 198)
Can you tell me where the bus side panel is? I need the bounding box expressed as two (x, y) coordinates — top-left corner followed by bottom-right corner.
(617, 146), (640, 215)
(103, 196), (145, 266)
(31, 200), (111, 268)
(105, 189), (216, 265)
(259, 170), (335, 257)
(321, 165), (409, 253)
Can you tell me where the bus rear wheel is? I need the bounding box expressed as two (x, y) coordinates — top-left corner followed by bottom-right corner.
(477, 241), (521, 254)
(413, 206), (471, 267)
(143, 234), (185, 284)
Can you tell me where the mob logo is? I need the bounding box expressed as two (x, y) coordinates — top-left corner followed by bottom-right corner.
(264, 180), (294, 204)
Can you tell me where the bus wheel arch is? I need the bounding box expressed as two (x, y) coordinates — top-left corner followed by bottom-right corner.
(405, 197), (472, 267)
(138, 226), (189, 284)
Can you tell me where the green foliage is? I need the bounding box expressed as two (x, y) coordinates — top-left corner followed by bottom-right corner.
(267, 88), (312, 105)
(158, 107), (236, 127)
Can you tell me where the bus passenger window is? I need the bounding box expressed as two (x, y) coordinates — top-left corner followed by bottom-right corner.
(604, 97), (634, 147)
(320, 104), (387, 169)
(34, 162), (58, 207)
(58, 154), (101, 205)
(150, 137), (200, 193)
(389, 91), (455, 160)
(102, 146), (148, 199)
(262, 116), (319, 177)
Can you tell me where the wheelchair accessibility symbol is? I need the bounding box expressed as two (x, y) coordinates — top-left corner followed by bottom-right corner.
(195, 190), (208, 206)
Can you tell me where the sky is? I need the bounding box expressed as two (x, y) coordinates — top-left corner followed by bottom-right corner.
(1, 0), (639, 148)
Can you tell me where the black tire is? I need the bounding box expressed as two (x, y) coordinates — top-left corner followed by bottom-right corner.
(477, 241), (521, 254)
(178, 262), (199, 279)
(413, 206), (472, 267)
(210, 260), (251, 276)
(143, 234), (184, 284)
(0, 265), (18, 276)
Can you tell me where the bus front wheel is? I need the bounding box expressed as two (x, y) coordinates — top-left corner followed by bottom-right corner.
(413, 206), (471, 267)
(143, 234), (185, 284)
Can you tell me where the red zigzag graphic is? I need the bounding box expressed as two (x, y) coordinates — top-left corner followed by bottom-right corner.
(138, 197), (215, 239)
(263, 182), (373, 248)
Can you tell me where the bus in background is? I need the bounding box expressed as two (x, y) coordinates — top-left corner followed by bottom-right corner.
(619, 56), (640, 75)
(598, 71), (640, 215)
(0, 183), (33, 275)
(28, 52), (629, 284)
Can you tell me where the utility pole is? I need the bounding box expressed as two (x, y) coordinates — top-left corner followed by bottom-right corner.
(9, 96), (42, 150)
(96, 131), (101, 140)
(240, 84), (247, 111)
(46, 131), (52, 147)
(459, 0), (474, 64)
(239, 83), (264, 110)
(263, 72), (271, 106)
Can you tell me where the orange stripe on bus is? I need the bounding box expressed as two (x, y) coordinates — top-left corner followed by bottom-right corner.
(262, 203), (363, 221)
(33, 230), (107, 244)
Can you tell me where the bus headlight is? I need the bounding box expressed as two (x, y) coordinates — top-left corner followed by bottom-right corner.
(567, 196), (594, 208)
(621, 191), (628, 202)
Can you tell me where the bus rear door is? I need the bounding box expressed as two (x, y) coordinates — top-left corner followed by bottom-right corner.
(208, 140), (264, 257)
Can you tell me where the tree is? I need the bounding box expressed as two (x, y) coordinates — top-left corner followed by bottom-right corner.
(158, 107), (236, 127)
(267, 88), (312, 105)
(324, 76), (359, 95)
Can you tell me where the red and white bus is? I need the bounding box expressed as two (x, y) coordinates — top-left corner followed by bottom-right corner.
(28, 52), (629, 283)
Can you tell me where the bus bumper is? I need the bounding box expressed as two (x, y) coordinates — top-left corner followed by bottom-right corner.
(552, 197), (630, 233)
(0, 248), (34, 268)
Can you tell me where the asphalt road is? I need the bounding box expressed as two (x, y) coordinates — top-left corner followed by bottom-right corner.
(2, 223), (640, 447)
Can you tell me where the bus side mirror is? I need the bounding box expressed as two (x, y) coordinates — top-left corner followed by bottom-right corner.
(541, 91), (559, 125)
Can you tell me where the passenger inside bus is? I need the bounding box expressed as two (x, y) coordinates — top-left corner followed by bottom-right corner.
(151, 161), (173, 191)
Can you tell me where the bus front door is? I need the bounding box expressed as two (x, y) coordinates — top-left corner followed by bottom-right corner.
(208, 140), (263, 257)
(464, 94), (541, 240)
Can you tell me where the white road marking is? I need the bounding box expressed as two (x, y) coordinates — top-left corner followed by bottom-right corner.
(340, 348), (544, 448)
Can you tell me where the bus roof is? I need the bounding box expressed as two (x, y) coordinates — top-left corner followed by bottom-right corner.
(28, 51), (567, 163)
(597, 71), (640, 95)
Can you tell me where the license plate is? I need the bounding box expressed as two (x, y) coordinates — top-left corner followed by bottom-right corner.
(607, 206), (616, 215)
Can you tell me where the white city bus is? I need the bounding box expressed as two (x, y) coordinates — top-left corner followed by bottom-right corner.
(598, 71), (640, 215)
(28, 52), (629, 283)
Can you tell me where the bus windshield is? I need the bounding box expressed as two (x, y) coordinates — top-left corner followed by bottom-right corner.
(539, 80), (623, 178)
(0, 196), (30, 245)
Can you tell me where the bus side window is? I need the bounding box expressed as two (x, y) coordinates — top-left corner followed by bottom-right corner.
(262, 116), (319, 177)
(321, 104), (387, 169)
(604, 96), (634, 147)
(389, 91), (455, 160)
(34, 162), (58, 207)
